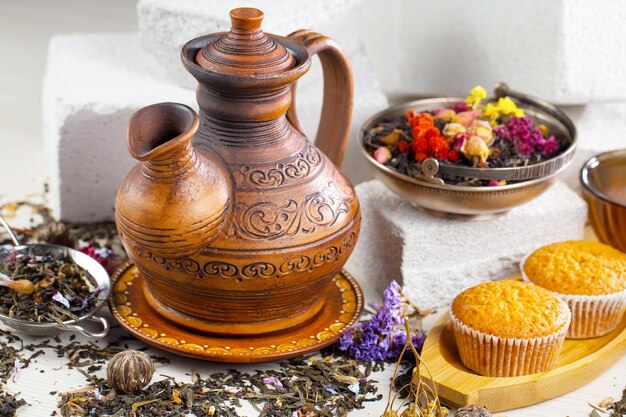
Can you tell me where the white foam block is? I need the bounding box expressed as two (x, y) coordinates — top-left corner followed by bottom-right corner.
(43, 33), (384, 222)
(559, 104), (626, 193)
(295, 46), (387, 185)
(356, 0), (626, 104)
(43, 33), (196, 223)
(138, 0), (365, 89)
(350, 180), (588, 310)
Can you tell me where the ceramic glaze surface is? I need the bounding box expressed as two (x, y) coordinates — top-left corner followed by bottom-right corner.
(115, 8), (359, 336)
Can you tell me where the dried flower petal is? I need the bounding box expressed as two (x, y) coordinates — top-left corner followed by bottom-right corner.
(262, 376), (283, 388)
(374, 147), (392, 164)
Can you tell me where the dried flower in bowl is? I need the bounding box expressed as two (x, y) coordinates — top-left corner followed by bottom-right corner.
(363, 85), (567, 187)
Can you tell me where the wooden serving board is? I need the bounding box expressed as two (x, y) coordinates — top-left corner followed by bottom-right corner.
(419, 279), (626, 412)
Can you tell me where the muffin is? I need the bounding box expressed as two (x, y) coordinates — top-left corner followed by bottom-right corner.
(450, 280), (570, 377)
(522, 240), (626, 338)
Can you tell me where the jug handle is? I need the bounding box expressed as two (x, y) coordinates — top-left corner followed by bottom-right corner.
(286, 30), (354, 168)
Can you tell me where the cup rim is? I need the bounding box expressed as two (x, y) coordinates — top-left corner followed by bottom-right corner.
(580, 149), (626, 209)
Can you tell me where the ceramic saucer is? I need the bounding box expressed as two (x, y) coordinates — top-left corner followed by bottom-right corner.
(109, 261), (363, 363)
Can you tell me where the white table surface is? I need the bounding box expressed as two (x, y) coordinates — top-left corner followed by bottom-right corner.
(0, 251), (624, 417)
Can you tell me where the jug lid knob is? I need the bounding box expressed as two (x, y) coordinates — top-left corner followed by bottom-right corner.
(194, 7), (296, 77)
(230, 7), (264, 32)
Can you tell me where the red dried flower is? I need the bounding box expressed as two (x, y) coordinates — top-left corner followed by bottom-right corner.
(405, 109), (417, 120)
(415, 151), (429, 161)
(448, 150), (460, 162)
(434, 148), (448, 160)
(412, 137), (428, 153)
(424, 127), (440, 141)
(406, 112), (456, 162)
(397, 140), (410, 153)
(409, 113), (434, 131)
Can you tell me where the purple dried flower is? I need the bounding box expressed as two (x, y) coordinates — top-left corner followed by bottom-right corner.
(52, 292), (71, 309)
(337, 281), (424, 361)
(324, 384), (338, 395)
(370, 306), (399, 333)
(451, 101), (468, 113)
(262, 376), (283, 388)
(538, 135), (559, 156)
(383, 280), (402, 313)
(11, 358), (20, 382)
(496, 116), (560, 157)
(338, 329), (354, 350)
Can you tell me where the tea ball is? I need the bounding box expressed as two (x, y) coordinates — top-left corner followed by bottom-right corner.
(107, 350), (154, 393)
(33, 221), (74, 248)
(454, 405), (492, 417)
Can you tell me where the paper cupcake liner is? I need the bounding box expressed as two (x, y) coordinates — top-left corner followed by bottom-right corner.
(449, 307), (570, 377)
(521, 254), (626, 339)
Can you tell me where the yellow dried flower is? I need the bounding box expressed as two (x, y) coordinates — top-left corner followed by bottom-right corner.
(442, 123), (466, 139)
(465, 85), (487, 108)
(380, 129), (403, 146)
(461, 136), (490, 164)
(483, 96), (525, 121)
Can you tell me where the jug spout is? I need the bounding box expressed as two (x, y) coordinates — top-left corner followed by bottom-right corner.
(116, 102), (232, 259)
(127, 102), (199, 177)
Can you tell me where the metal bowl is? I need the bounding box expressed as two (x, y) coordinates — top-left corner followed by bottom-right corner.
(0, 216), (110, 338)
(581, 149), (626, 252)
(359, 84), (577, 218)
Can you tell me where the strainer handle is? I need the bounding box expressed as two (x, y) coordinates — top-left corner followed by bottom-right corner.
(62, 315), (110, 339)
(0, 214), (20, 246)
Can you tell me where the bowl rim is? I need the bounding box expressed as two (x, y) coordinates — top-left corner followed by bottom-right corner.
(358, 96), (576, 189)
(362, 146), (569, 192)
(580, 149), (626, 209)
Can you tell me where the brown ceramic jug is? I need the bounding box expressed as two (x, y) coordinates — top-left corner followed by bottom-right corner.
(115, 7), (361, 336)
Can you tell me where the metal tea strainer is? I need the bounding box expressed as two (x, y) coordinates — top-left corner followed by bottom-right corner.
(0, 215), (110, 338)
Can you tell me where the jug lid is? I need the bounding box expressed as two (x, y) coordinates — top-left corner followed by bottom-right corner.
(194, 8), (296, 77)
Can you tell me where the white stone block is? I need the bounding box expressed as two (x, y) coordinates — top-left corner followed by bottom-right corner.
(357, 0), (626, 104)
(43, 33), (196, 223)
(138, 0), (365, 89)
(350, 180), (588, 310)
(43, 33), (384, 222)
(295, 46), (387, 185)
(560, 104), (626, 193)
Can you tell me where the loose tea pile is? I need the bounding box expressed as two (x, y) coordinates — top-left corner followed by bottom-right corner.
(590, 389), (626, 417)
(0, 329), (27, 416)
(363, 85), (566, 186)
(0, 251), (100, 323)
(58, 353), (383, 417)
(0, 388), (27, 417)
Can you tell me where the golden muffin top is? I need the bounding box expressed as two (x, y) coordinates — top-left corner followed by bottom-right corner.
(451, 280), (570, 338)
(524, 240), (626, 295)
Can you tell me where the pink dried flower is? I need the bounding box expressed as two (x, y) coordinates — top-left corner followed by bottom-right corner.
(496, 117), (560, 157)
(374, 147), (392, 164)
(80, 244), (113, 273)
(451, 101), (469, 113)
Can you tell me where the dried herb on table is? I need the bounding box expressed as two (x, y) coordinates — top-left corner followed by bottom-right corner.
(57, 353), (382, 417)
(591, 389), (626, 417)
(0, 330), (28, 416)
(0, 251), (100, 323)
(0, 387), (27, 417)
(0, 335), (21, 383)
